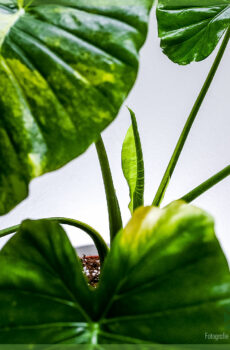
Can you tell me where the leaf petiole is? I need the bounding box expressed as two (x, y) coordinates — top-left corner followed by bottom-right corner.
(0, 217), (109, 264)
(180, 165), (230, 203)
(95, 136), (123, 243)
(152, 27), (230, 207)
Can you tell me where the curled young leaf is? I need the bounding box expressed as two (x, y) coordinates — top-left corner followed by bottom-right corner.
(0, 202), (229, 344)
(0, 0), (153, 215)
(122, 109), (144, 214)
(157, 0), (230, 65)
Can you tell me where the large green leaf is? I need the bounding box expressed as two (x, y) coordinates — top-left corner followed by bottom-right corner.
(0, 201), (229, 344)
(121, 108), (144, 214)
(157, 0), (230, 65)
(0, 0), (153, 215)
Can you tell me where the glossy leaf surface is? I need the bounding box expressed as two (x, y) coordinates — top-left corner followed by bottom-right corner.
(121, 109), (144, 214)
(0, 202), (230, 344)
(0, 0), (153, 214)
(157, 0), (230, 64)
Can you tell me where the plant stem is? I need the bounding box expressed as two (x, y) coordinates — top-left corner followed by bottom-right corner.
(152, 27), (230, 207)
(0, 217), (109, 264)
(95, 135), (123, 242)
(180, 165), (230, 203)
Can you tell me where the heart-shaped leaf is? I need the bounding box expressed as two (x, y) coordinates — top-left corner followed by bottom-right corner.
(0, 201), (230, 344)
(0, 0), (153, 215)
(157, 0), (230, 64)
(122, 108), (144, 214)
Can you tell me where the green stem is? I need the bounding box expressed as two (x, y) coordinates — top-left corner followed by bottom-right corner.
(181, 165), (230, 203)
(95, 135), (123, 242)
(152, 27), (230, 207)
(0, 217), (109, 264)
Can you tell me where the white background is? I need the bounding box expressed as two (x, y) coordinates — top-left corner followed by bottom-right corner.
(1, 12), (230, 261)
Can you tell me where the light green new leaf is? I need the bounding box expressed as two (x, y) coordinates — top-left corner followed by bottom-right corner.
(122, 109), (144, 214)
(0, 0), (153, 215)
(157, 0), (230, 65)
(0, 201), (230, 344)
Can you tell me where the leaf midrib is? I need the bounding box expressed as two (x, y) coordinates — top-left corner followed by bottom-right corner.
(0, 321), (87, 332)
(0, 7), (24, 49)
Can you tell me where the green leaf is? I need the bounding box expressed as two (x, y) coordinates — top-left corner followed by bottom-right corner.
(121, 108), (144, 214)
(157, 0), (230, 65)
(0, 0), (153, 215)
(0, 201), (230, 344)
(0, 219), (94, 343)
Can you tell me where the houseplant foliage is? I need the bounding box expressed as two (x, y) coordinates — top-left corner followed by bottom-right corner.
(0, 0), (230, 345)
(157, 0), (230, 64)
(121, 108), (144, 215)
(0, 202), (229, 344)
(0, 0), (153, 215)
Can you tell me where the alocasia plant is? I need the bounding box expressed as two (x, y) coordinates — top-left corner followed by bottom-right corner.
(0, 0), (230, 345)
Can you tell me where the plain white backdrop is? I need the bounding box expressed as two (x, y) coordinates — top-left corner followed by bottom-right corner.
(1, 12), (230, 261)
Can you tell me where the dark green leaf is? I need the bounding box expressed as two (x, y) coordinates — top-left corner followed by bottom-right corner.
(0, 202), (230, 344)
(0, 219), (94, 343)
(121, 108), (144, 214)
(0, 0), (153, 215)
(157, 0), (230, 65)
